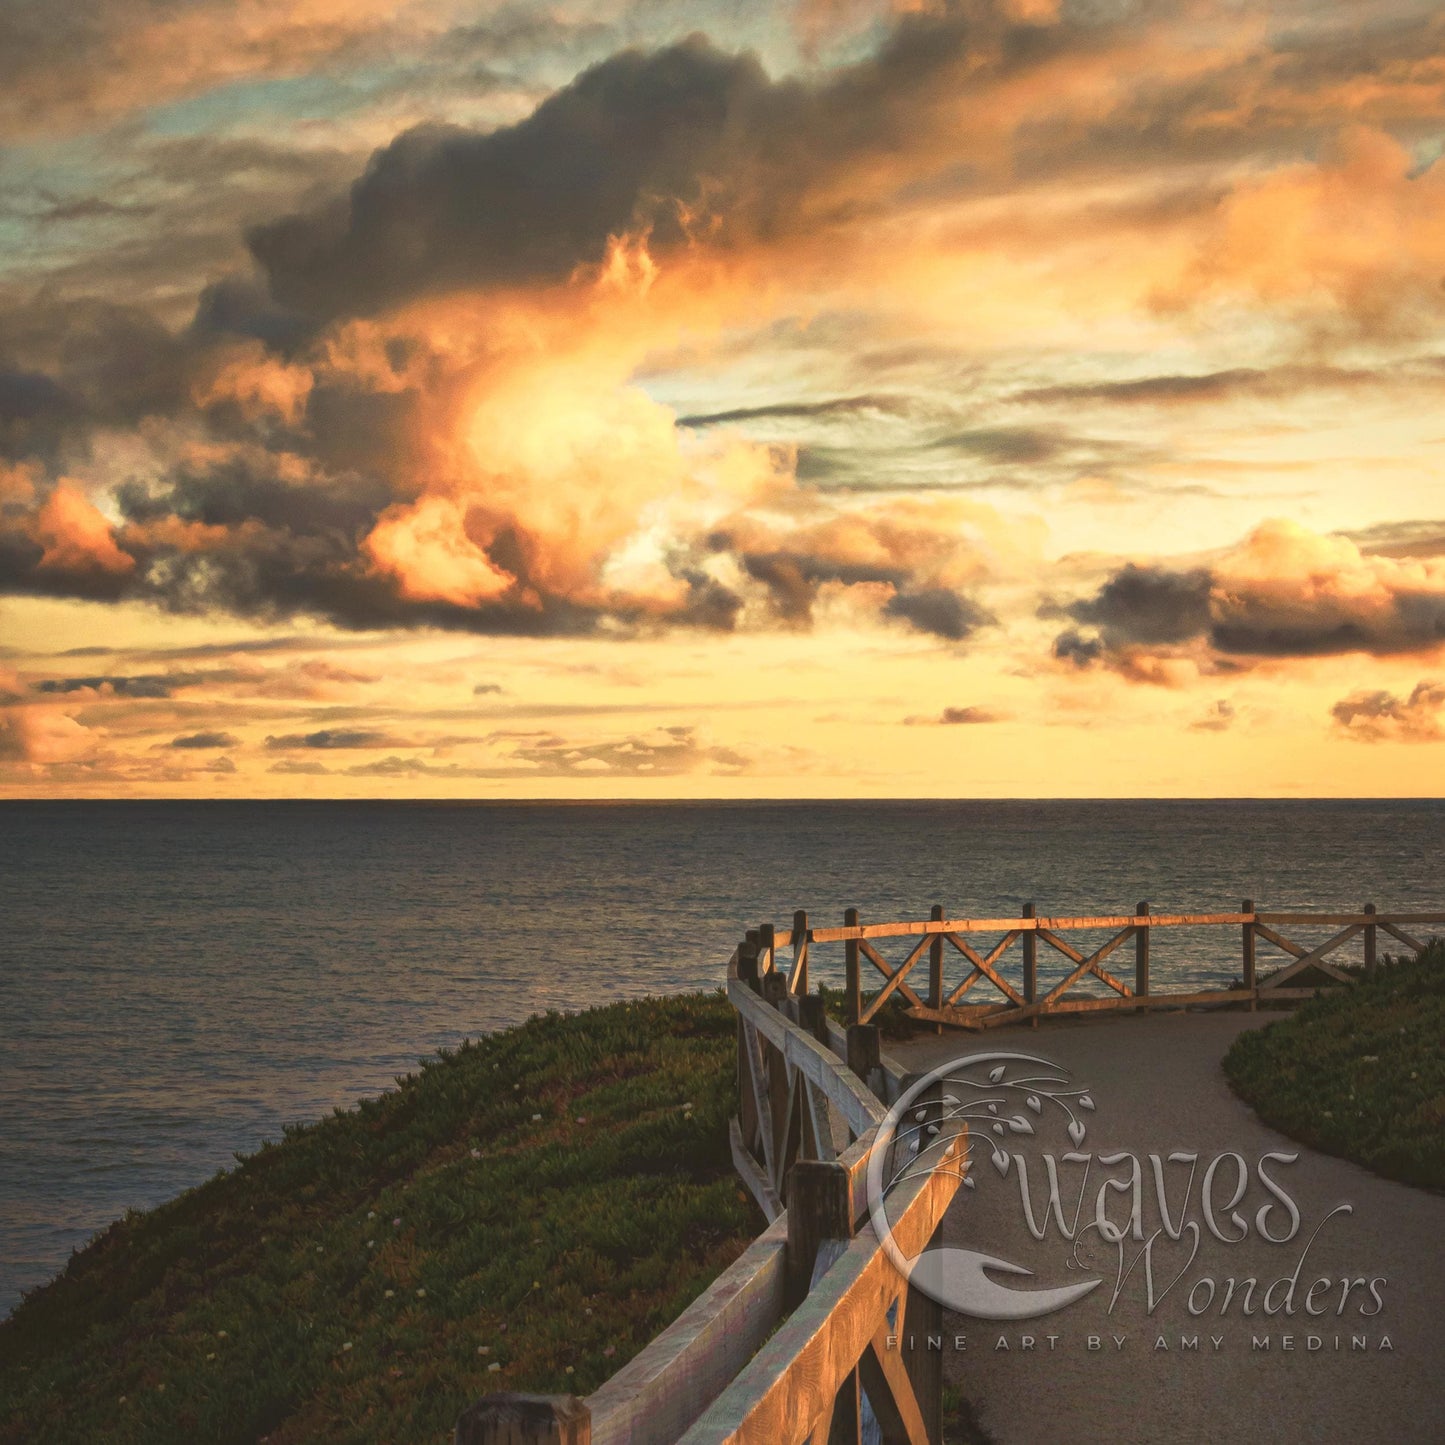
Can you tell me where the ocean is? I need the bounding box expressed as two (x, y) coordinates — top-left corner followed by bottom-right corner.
(2, 798), (1441, 1316)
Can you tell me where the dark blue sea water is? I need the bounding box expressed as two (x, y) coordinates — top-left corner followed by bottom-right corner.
(2, 798), (1442, 1316)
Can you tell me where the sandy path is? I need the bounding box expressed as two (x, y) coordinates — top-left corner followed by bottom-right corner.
(886, 1012), (1444, 1445)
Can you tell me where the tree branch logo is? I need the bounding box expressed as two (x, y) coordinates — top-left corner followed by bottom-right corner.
(868, 1052), (1388, 1339)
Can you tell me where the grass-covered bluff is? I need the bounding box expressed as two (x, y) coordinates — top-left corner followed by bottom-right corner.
(0, 992), (761, 1445)
(1225, 943), (1445, 1191)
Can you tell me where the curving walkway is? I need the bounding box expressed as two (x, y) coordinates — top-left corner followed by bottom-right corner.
(890, 1012), (1445, 1445)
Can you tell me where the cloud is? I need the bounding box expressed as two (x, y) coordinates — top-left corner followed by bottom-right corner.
(1051, 520), (1445, 677)
(264, 728), (408, 749)
(246, 23), (1003, 319)
(267, 757), (333, 775)
(472, 682), (504, 695)
(34, 673), (193, 699)
(0, 0), (421, 140)
(904, 704), (1006, 725)
(169, 730), (239, 749)
(1331, 681), (1445, 743)
(510, 724), (750, 777)
(677, 395), (909, 428)
(1189, 700), (1236, 733)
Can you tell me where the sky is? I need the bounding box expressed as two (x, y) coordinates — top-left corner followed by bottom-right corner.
(0, 0), (1443, 798)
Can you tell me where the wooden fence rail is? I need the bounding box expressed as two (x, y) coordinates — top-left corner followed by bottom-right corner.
(456, 900), (1441, 1444)
(794, 901), (1444, 1029)
(458, 939), (960, 1445)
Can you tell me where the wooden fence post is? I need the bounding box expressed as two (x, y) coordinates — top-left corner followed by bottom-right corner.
(797, 994), (830, 1045)
(844, 907), (861, 1024)
(793, 909), (809, 995)
(738, 940), (761, 993)
(846, 1023), (881, 1099)
(1022, 902), (1037, 1007)
(784, 1159), (853, 1309)
(455, 1394), (590, 1445)
(1242, 899), (1256, 1009)
(1135, 900), (1150, 1006)
(1364, 902), (1377, 973)
(928, 904), (945, 1034)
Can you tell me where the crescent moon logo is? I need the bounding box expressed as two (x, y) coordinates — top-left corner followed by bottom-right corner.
(867, 1051), (1104, 1321)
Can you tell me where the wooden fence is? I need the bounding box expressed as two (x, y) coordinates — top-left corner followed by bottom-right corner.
(796, 900), (1445, 1030)
(455, 900), (1442, 1444)
(456, 938), (961, 1445)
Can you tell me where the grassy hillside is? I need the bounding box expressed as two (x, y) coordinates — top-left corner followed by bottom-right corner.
(1224, 943), (1445, 1191)
(0, 992), (760, 1445)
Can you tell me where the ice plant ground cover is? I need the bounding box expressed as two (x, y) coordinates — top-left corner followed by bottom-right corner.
(1225, 943), (1445, 1191)
(0, 993), (758, 1445)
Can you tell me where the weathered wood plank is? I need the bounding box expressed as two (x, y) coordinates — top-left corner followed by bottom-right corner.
(858, 934), (932, 1022)
(730, 1117), (782, 1223)
(809, 911), (1255, 942)
(944, 931), (1024, 1006)
(1380, 921), (1427, 953)
(1256, 912), (1445, 926)
(586, 1215), (789, 1445)
(730, 980), (887, 1138)
(1253, 922), (1307, 959)
(857, 1326), (929, 1445)
(676, 1155), (961, 1445)
(856, 938), (926, 1010)
(1258, 925), (1362, 990)
(1036, 926), (1134, 1006)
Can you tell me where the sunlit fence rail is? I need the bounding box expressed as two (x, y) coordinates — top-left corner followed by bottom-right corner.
(456, 940), (962, 1444)
(780, 900), (1445, 1029)
(455, 900), (1442, 1445)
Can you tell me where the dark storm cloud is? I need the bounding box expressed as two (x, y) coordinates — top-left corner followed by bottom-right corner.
(1052, 629), (1104, 667)
(33, 673), (198, 699)
(677, 394), (909, 428)
(735, 546), (993, 640)
(904, 704), (1005, 725)
(264, 729), (407, 750)
(1052, 551), (1445, 669)
(1060, 563), (1213, 646)
(884, 587), (993, 642)
(249, 11), (1094, 319)
(169, 730), (239, 749)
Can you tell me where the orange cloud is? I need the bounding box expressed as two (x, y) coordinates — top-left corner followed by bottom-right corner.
(36, 483), (135, 577)
(1166, 127), (1445, 331)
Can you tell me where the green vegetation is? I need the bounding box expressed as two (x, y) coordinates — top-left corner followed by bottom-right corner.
(1224, 944), (1445, 1191)
(0, 993), (760, 1445)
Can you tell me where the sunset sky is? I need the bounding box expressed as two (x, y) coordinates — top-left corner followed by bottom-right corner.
(1, 0), (1443, 797)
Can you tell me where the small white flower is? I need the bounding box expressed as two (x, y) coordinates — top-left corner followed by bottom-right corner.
(367, 1211), (376, 1219)
(384, 1290), (395, 1299)
(532, 1113), (542, 1122)
(487, 1361), (502, 1373)
(476, 1346), (490, 1355)
(416, 1288), (427, 1298)
(341, 1342), (353, 1353)
(217, 1331), (228, 1339)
